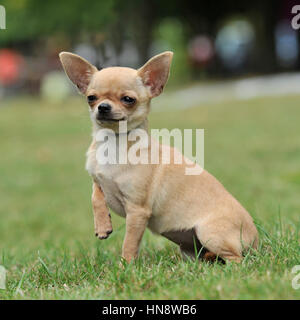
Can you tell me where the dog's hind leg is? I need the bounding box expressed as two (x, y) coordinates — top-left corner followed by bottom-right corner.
(194, 222), (243, 263)
(162, 229), (220, 263)
(180, 246), (220, 263)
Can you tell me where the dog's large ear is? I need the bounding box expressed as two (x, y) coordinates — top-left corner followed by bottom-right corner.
(59, 52), (97, 94)
(138, 51), (173, 98)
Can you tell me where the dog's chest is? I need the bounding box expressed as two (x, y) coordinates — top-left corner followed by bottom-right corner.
(86, 146), (127, 217)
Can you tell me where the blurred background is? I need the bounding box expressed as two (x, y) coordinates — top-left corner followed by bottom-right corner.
(0, 0), (300, 299)
(0, 0), (300, 99)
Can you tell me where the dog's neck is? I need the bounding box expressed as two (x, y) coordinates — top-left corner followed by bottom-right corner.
(92, 119), (148, 135)
(91, 120), (150, 164)
(92, 119), (149, 148)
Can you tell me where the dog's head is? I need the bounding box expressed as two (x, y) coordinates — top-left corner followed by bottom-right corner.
(59, 51), (173, 132)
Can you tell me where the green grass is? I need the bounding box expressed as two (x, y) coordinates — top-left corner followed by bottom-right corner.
(0, 93), (299, 299)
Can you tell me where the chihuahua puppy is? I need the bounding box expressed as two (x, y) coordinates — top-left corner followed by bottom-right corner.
(59, 51), (258, 263)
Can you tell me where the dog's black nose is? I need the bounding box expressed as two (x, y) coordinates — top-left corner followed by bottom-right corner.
(98, 103), (111, 113)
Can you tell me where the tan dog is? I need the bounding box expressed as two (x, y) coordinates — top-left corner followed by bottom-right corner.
(59, 51), (258, 263)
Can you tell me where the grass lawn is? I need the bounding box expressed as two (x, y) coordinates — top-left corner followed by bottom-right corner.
(0, 93), (299, 299)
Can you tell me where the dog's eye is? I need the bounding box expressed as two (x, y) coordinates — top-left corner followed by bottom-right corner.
(121, 96), (136, 105)
(87, 95), (97, 103)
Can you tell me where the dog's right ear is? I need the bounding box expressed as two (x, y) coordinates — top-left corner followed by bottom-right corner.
(59, 52), (97, 94)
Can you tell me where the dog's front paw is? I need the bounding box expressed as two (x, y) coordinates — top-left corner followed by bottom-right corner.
(94, 213), (113, 240)
(95, 228), (113, 240)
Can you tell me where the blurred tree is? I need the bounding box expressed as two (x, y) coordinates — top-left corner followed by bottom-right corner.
(126, 0), (158, 65)
(0, 0), (115, 48)
(153, 18), (191, 84)
(0, 0), (160, 65)
(0, 0), (297, 76)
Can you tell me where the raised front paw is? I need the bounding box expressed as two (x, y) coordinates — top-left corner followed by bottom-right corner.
(95, 224), (113, 240)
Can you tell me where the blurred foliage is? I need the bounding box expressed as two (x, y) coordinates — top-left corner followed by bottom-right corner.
(0, 0), (299, 80)
(0, 0), (115, 43)
(153, 18), (191, 85)
(0, 0), (195, 83)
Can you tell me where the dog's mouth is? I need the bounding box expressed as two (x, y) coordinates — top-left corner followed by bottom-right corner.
(96, 116), (126, 123)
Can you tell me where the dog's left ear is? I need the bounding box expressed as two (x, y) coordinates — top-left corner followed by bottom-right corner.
(138, 51), (173, 98)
